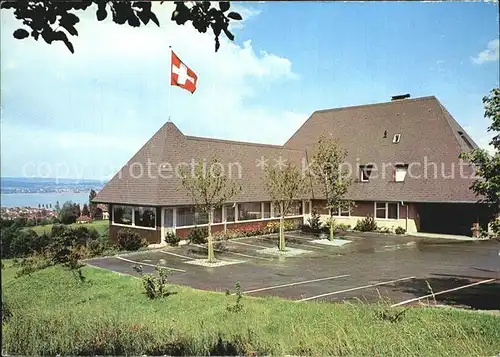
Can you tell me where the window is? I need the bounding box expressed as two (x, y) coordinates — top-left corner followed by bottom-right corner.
(113, 205), (156, 228)
(113, 205), (133, 225)
(395, 164), (408, 182)
(303, 201), (311, 215)
(164, 209), (173, 228)
(213, 206), (223, 223)
(374, 202), (399, 219)
(263, 202), (271, 219)
(286, 201), (303, 216)
(360, 165), (373, 182)
(393, 134), (401, 143)
(458, 131), (474, 150)
(134, 206), (156, 228)
(238, 202), (262, 221)
(176, 206), (195, 227)
(225, 204), (235, 222)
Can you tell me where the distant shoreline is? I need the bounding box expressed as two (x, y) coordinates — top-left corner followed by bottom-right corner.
(1, 192), (93, 208)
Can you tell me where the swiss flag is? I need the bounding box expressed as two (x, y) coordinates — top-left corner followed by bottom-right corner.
(171, 50), (198, 94)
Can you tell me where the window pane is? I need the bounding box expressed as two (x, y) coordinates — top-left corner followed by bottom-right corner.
(113, 205), (132, 225)
(164, 209), (173, 228)
(376, 209), (386, 219)
(177, 206), (195, 227)
(263, 202), (271, 218)
(375, 202), (386, 210)
(340, 208), (350, 217)
(134, 207), (156, 228)
(304, 201), (310, 215)
(388, 203), (398, 219)
(195, 211), (208, 225)
(286, 201), (302, 216)
(213, 207), (223, 223)
(395, 167), (407, 182)
(225, 205), (235, 222)
(238, 202), (262, 221)
(312, 200), (328, 214)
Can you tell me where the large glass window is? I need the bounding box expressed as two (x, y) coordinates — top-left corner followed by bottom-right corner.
(375, 202), (399, 219)
(238, 202), (262, 221)
(263, 202), (271, 218)
(286, 201), (303, 216)
(134, 207), (156, 228)
(213, 206), (223, 223)
(113, 205), (133, 225)
(225, 204), (235, 222)
(177, 206), (195, 227)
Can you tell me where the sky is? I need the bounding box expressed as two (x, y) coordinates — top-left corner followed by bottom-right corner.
(1, 1), (499, 181)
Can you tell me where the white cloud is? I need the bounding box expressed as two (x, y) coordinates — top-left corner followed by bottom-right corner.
(0, 2), (304, 179)
(471, 39), (499, 64)
(464, 125), (495, 155)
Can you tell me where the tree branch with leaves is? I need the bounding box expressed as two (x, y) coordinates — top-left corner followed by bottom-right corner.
(264, 161), (308, 251)
(1, 1), (242, 53)
(180, 155), (241, 262)
(309, 136), (353, 240)
(459, 88), (500, 236)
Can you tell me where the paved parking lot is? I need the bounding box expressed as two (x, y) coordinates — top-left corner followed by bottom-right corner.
(86, 231), (500, 310)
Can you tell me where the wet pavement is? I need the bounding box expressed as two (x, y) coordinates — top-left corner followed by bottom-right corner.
(86, 232), (500, 310)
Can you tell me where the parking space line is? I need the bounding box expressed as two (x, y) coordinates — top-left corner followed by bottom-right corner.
(115, 256), (187, 272)
(192, 244), (273, 261)
(390, 278), (496, 307)
(243, 274), (351, 294)
(296, 276), (416, 302)
(159, 250), (193, 260)
(231, 240), (269, 249)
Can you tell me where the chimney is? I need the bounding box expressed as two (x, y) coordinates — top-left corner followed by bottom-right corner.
(391, 93), (411, 101)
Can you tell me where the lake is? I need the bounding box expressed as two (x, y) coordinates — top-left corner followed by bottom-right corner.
(1, 192), (92, 208)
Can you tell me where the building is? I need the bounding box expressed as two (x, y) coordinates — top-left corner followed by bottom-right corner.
(76, 215), (91, 224)
(93, 95), (493, 244)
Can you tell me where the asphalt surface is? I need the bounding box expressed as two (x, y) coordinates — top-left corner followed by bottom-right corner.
(86, 231), (500, 310)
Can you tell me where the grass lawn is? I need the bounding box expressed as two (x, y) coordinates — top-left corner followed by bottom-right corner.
(2, 262), (499, 356)
(27, 219), (109, 235)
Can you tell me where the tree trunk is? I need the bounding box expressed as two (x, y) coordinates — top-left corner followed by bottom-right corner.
(207, 210), (215, 262)
(329, 210), (334, 241)
(279, 202), (285, 251)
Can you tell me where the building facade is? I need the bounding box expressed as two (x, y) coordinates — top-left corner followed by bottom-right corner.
(94, 95), (494, 243)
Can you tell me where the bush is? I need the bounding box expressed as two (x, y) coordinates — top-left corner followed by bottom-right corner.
(9, 229), (40, 258)
(117, 228), (148, 251)
(188, 226), (208, 244)
(377, 226), (392, 234)
(354, 215), (378, 232)
(335, 223), (351, 232)
(14, 253), (53, 278)
(307, 209), (322, 232)
(165, 231), (181, 246)
(395, 226), (406, 235)
(133, 264), (173, 299)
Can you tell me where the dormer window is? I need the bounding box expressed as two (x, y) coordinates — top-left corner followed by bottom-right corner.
(393, 134), (401, 143)
(457, 131), (473, 150)
(394, 164), (408, 182)
(360, 165), (374, 182)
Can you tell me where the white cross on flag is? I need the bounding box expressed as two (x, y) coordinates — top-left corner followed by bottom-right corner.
(171, 50), (198, 94)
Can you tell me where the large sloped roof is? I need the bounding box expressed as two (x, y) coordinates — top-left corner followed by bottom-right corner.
(94, 121), (308, 206)
(284, 96), (480, 202)
(94, 95), (482, 206)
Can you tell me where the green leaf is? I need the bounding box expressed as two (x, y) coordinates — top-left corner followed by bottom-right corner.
(223, 28), (234, 41)
(150, 12), (160, 26)
(96, 8), (107, 21)
(219, 1), (230, 12)
(13, 28), (29, 39)
(227, 12), (242, 20)
(127, 14), (140, 27)
(137, 10), (150, 25)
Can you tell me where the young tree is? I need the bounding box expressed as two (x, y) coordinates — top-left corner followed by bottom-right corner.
(460, 88), (500, 235)
(309, 136), (353, 240)
(264, 162), (308, 251)
(180, 155), (241, 263)
(89, 189), (97, 218)
(82, 203), (90, 217)
(2, 1), (242, 53)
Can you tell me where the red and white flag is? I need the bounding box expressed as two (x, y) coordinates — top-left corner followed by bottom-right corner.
(171, 50), (198, 94)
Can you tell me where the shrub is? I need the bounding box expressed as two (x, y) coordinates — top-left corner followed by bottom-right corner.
(9, 229), (39, 258)
(133, 264), (173, 299)
(490, 218), (500, 237)
(117, 228), (148, 251)
(188, 226), (208, 244)
(15, 253), (53, 278)
(225, 281), (243, 313)
(335, 223), (351, 232)
(165, 231), (181, 246)
(307, 209), (322, 232)
(395, 226), (406, 235)
(72, 226), (100, 247)
(377, 226), (392, 234)
(354, 215), (378, 232)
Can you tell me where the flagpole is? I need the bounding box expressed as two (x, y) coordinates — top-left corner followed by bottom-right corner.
(168, 45), (172, 122)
